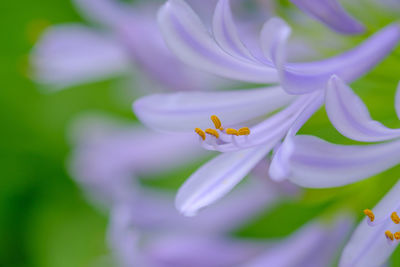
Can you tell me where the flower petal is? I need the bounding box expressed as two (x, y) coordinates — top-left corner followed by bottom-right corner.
(269, 91), (324, 181)
(158, 0), (278, 83)
(339, 180), (400, 267)
(290, 0), (365, 34)
(133, 87), (294, 132)
(395, 81), (400, 120)
(212, 0), (255, 61)
(31, 25), (130, 89)
(175, 145), (271, 216)
(270, 21), (400, 94)
(286, 135), (400, 188)
(246, 217), (352, 267)
(326, 75), (400, 142)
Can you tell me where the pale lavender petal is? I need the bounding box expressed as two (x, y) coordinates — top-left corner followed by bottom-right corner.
(68, 116), (205, 206)
(272, 21), (400, 94)
(340, 180), (400, 267)
(120, 177), (279, 234)
(269, 91), (324, 181)
(145, 234), (265, 267)
(291, 0), (365, 34)
(260, 17), (292, 63)
(133, 87), (294, 132)
(286, 135), (400, 188)
(246, 216), (352, 267)
(395, 81), (400, 120)
(158, 0), (278, 83)
(212, 0), (255, 60)
(176, 145), (271, 216)
(31, 25), (130, 89)
(326, 75), (400, 142)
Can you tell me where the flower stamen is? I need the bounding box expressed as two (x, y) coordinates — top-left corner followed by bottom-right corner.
(391, 212), (400, 224)
(364, 209), (375, 222)
(211, 115), (223, 130)
(205, 128), (219, 138)
(195, 128), (206, 140)
(395, 232), (400, 240)
(385, 230), (394, 241)
(225, 128), (239, 136)
(238, 127), (250, 136)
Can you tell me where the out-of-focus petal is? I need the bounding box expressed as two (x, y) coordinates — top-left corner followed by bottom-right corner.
(340, 180), (400, 267)
(290, 0), (365, 34)
(246, 216), (352, 267)
(133, 87), (294, 132)
(326, 75), (400, 142)
(175, 145), (271, 216)
(31, 25), (130, 89)
(286, 135), (400, 188)
(145, 234), (264, 267)
(158, 0), (278, 83)
(395, 81), (400, 120)
(212, 0), (254, 61)
(272, 22), (400, 94)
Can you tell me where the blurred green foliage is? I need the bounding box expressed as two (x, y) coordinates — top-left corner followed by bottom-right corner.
(2, 0), (400, 266)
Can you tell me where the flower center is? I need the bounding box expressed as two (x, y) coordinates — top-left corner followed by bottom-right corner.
(194, 115), (251, 152)
(364, 209), (400, 243)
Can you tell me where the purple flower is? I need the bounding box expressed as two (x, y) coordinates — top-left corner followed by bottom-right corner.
(266, 76), (400, 266)
(134, 0), (400, 216)
(30, 0), (222, 91)
(290, 0), (365, 34)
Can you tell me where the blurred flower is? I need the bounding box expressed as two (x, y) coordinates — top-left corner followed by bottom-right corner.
(30, 0), (222, 91)
(290, 0), (365, 34)
(133, 0), (400, 216)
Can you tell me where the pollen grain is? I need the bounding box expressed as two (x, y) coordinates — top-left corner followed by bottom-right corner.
(195, 128), (206, 140)
(364, 209), (375, 222)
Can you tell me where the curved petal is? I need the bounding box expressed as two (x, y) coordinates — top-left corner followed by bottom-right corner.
(339, 180), (400, 267)
(246, 217), (352, 267)
(133, 87), (294, 132)
(395, 81), (400, 120)
(212, 0), (254, 61)
(269, 91), (324, 181)
(271, 21), (400, 94)
(175, 145), (271, 216)
(158, 0), (278, 83)
(260, 17), (292, 63)
(287, 135), (400, 188)
(326, 75), (400, 142)
(290, 0), (365, 34)
(31, 25), (130, 89)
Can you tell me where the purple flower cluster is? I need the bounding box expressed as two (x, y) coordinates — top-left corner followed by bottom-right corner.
(31, 0), (400, 266)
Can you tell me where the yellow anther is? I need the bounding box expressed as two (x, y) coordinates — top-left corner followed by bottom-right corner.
(211, 115), (223, 130)
(238, 127), (250, 136)
(385, 230), (394, 241)
(364, 209), (375, 222)
(225, 128), (238, 136)
(195, 128), (206, 140)
(395, 232), (400, 240)
(205, 128), (219, 138)
(391, 212), (400, 224)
